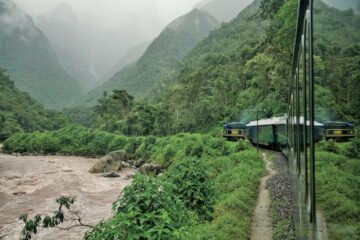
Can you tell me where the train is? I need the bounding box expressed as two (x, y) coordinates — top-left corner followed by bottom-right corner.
(223, 116), (356, 149)
(222, 122), (247, 140)
(323, 121), (356, 141)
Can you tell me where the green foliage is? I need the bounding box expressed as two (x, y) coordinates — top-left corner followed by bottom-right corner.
(0, 70), (70, 141)
(188, 150), (265, 240)
(3, 125), (117, 156)
(85, 175), (190, 240)
(167, 159), (215, 220)
(236, 139), (253, 151)
(93, 90), (173, 136)
(317, 139), (339, 153)
(19, 196), (75, 240)
(316, 150), (360, 240)
(63, 106), (96, 128)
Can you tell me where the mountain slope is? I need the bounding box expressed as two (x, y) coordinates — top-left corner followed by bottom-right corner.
(80, 9), (220, 106)
(36, 3), (98, 92)
(99, 41), (151, 86)
(157, 0), (360, 131)
(197, 0), (254, 22)
(0, 69), (69, 140)
(0, 0), (82, 109)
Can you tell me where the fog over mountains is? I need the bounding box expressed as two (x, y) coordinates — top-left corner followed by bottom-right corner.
(36, 2), (155, 91)
(197, 0), (254, 22)
(0, 0), (82, 108)
(13, 0), (204, 91)
(81, 8), (220, 105)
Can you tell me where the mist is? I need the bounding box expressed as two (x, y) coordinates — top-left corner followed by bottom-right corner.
(12, 0), (203, 90)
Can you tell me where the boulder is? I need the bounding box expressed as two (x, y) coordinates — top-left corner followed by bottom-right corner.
(139, 163), (162, 175)
(89, 150), (127, 173)
(101, 172), (121, 178)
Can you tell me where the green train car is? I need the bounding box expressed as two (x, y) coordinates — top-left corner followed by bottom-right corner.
(246, 116), (289, 150)
(245, 116), (323, 150)
(222, 122), (247, 140)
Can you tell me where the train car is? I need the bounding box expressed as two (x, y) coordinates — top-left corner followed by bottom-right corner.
(222, 122), (247, 140)
(246, 116), (288, 150)
(323, 121), (356, 141)
(246, 116), (323, 150)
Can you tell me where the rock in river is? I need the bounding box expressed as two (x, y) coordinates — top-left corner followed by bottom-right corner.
(89, 150), (128, 173)
(101, 172), (121, 178)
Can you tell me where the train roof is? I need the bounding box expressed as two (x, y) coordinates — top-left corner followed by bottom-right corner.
(246, 116), (287, 127)
(224, 122), (247, 129)
(323, 121), (354, 127)
(246, 116), (323, 127)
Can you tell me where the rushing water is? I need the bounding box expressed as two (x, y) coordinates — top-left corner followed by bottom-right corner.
(0, 153), (135, 240)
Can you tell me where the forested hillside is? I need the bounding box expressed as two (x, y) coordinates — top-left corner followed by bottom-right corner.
(0, 0), (82, 109)
(155, 0), (360, 131)
(99, 41), (151, 86)
(80, 9), (220, 105)
(313, 1), (360, 120)
(0, 70), (69, 141)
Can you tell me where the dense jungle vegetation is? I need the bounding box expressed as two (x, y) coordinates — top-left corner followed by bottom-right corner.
(0, 70), (69, 141)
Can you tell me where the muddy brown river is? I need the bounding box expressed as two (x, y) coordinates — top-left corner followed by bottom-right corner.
(0, 153), (136, 240)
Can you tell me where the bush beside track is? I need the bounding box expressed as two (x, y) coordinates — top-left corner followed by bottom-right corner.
(317, 140), (360, 240)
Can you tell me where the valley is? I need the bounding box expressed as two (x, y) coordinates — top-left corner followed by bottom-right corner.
(0, 0), (359, 239)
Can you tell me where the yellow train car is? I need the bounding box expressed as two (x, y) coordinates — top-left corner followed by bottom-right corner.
(223, 122), (247, 140)
(323, 121), (356, 141)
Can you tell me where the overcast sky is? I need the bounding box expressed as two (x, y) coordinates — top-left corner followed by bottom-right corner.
(13, 0), (203, 34)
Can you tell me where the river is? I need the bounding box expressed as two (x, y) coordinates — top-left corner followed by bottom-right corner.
(0, 153), (135, 240)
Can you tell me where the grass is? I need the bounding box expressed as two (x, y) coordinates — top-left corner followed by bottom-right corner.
(316, 139), (360, 240)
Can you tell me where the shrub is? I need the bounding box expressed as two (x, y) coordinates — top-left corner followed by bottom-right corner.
(317, 139), (339, 153)
(236, 139), (252, 152)
(107, 135), (128, 152)
(168, 159), (215, 220)
(85, 175), (189, 240)
(346, 138), (360, 159)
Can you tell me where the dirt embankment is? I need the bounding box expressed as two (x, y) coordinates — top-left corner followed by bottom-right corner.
(0, 153), (136, 240)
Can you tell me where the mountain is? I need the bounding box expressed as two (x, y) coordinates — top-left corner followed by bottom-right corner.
(0, 69), (69, 140)
(80, 9), (220, 106)
(323, 0), (360, 12)
(197, 0), (254, 22)
(0, 0), (82, 109)
(35, 2), (158, 92)
(36, 2), (99, 91)
(99, 41), (151, 86)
